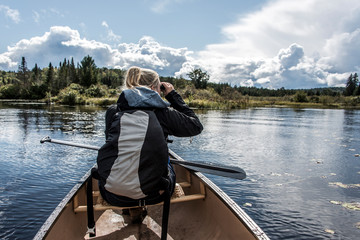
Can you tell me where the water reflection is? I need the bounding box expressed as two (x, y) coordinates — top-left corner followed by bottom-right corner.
(0, 102), (107, 239)
(0, 102), (359, 239)
(171, 108), (360, 240)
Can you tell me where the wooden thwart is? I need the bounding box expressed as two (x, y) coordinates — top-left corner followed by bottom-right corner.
(73, 181), (206, 213)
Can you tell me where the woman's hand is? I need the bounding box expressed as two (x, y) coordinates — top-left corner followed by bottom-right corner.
(160, 82), (174, 96)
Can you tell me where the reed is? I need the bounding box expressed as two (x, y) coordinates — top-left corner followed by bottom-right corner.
(45, 83), (360, 109)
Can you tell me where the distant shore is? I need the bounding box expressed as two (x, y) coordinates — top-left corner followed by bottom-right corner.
(2, 94), (360, 110)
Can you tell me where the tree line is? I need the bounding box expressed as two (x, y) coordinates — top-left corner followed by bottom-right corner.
(1, 56), (125, 100)
(1, 55), (357, 102)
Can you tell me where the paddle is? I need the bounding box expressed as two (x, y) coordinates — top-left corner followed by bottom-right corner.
(40, 136), (246, 180)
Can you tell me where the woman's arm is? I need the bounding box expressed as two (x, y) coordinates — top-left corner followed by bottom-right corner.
(157, 90), (203, 137)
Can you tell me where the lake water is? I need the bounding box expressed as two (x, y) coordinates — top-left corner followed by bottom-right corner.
(0, 101), (359, 239)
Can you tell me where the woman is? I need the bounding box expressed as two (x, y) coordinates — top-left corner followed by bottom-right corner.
(98, 66), (203, 212)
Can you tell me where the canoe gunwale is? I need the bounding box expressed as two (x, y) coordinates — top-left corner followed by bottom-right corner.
(168, 150), (269, 240)
(33, 165), (94, 240)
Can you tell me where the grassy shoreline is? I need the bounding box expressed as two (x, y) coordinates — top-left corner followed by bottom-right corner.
(2, 97), (359, 110)
(2, 86), (360, 110)
(182, 95), (360, 110)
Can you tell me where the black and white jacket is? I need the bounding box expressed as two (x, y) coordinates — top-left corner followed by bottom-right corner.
(97, 87), (203, 199)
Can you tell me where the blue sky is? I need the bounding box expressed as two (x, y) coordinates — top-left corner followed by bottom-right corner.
(1, 0), (360, 89)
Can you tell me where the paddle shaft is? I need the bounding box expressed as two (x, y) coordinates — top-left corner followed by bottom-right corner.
(40, 136), (246, 180)
(40, 136), (99, 150)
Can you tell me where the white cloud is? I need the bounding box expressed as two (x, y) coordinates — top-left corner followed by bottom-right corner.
(0, 26), (115, 70)
(1, 0), (360, 89)
(49, 8), (64, 18)
(278, 44), (304, 70)
(326, 73), (351, 87)
(32, 11), (40, 23)
(0, 5), (20, 23)
(114, 36), (192, 76)
(150, 0), (187, 13)
(0, 54), (17, 69)
(101, 21), (122, 45)
(214, 0), (359, 59)
(31, 8), (65, 24)
(101, 21), (109, 28)
(0, 26), (192, 77)
(176, 0), (360, 88)
(150, 0), (171, 13)
(320, 28), (360, 73)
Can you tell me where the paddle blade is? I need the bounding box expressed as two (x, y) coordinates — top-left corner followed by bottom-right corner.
(170, 158), (246, 180)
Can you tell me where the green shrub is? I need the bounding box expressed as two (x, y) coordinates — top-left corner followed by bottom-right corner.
(61, 90), (78, 105)
(68, 83), (85, 94)
(89, 98), (116, 106)
(344, 97), (360, 107)
(319, 96), (332, 105)
(309, 96), (320, 103)
(28, 84), (48, 99)
(293, 91), (308, 102)
(85, 84), (107, 97)
(58, 87), (84, 105)
(0, 84), (21, 99)
(108, 88), (118, 96)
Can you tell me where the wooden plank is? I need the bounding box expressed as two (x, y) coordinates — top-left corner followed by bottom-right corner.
(73, 195), (79, 212)
(178, 182), (191, 188)
(74, 194), (205, 213)
(170, 194), (205, 203)
(200, 182), (206, 195)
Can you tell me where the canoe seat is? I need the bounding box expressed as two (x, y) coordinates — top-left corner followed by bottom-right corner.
(73, 181), (206, 213)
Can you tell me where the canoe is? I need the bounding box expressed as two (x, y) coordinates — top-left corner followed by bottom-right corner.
(34, 150), (269, 240)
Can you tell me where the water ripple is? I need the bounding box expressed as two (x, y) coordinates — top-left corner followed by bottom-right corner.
(1, 105), (360, 239)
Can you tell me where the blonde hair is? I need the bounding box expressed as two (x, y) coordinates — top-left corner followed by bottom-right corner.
(125, 66), (160, 89)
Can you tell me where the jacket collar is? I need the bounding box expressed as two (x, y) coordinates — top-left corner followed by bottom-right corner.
(118, 87), (170, 109)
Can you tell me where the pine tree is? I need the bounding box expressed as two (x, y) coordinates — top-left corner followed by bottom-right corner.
(58, 58), (69, 89)
(46, 62), (54, 93)
(344, 73), (357, 96)
(354, 73), (360, 96)
(69, 57), (78, 84)
(79, 55), (98, 87)
(17, 57), (30, 88)
(31, 63), (41, 84)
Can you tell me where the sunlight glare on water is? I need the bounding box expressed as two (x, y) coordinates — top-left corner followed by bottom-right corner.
(171, 108), (360, 240)
(0, 103), (359, 239)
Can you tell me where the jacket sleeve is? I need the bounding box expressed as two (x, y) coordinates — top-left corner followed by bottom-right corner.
(105, 104), (118, 140)
(157, 90), (203, 137)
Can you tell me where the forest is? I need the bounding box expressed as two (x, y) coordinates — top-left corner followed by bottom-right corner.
(1, 55), (360, 109)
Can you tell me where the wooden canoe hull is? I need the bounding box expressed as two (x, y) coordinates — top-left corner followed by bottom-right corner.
(34, 150), (269, 240)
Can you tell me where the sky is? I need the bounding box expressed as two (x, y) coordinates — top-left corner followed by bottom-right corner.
(1, 0), (360, 89)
